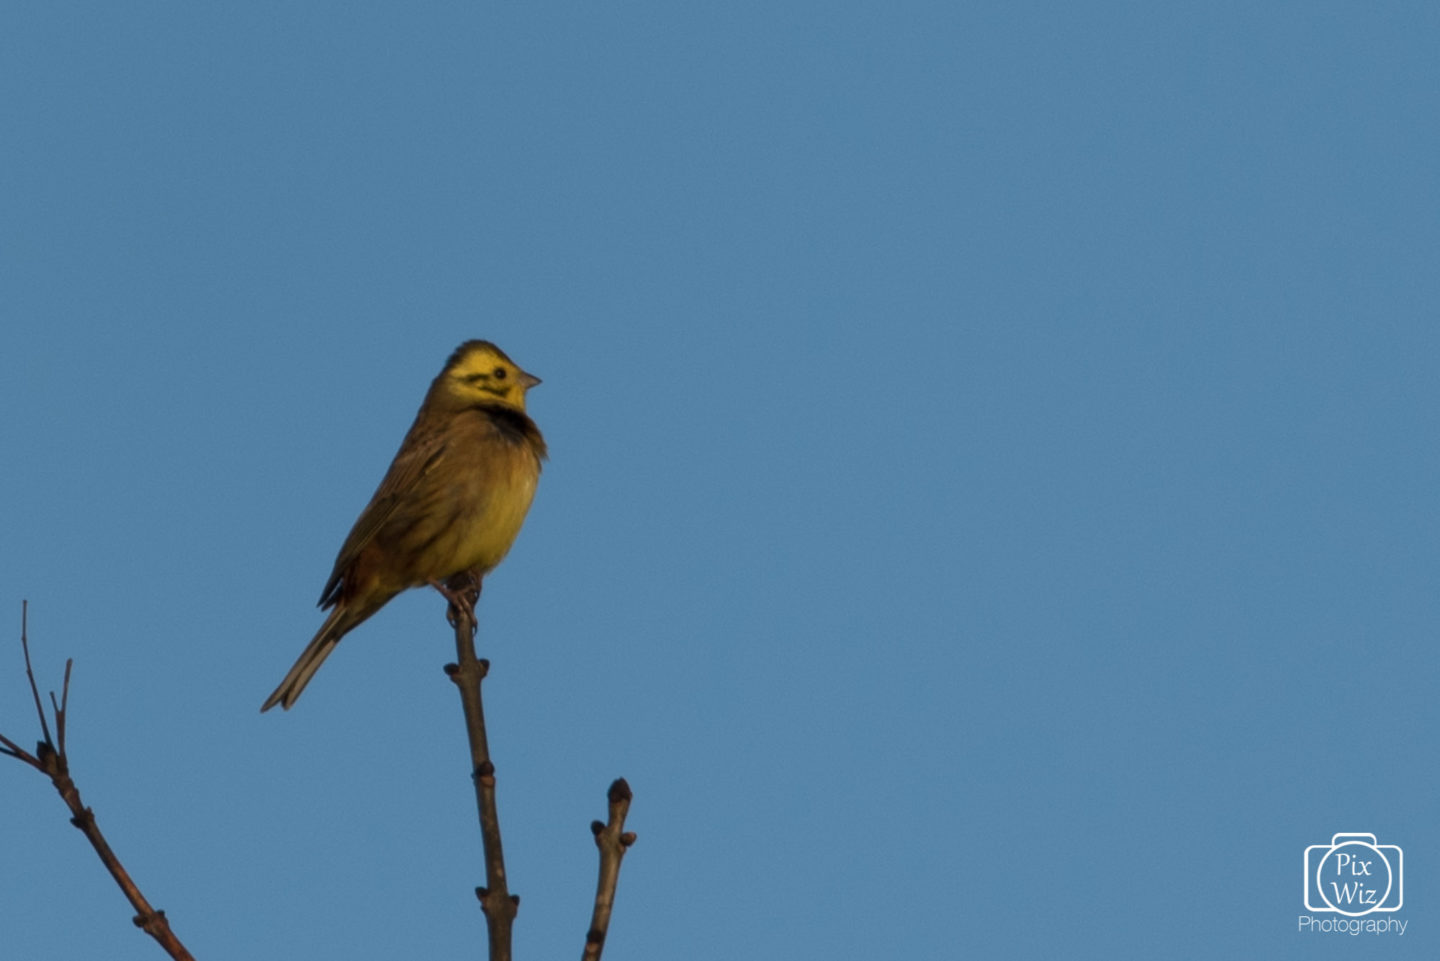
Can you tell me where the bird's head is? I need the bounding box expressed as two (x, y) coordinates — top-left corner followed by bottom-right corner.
(435, 340), (541, 412)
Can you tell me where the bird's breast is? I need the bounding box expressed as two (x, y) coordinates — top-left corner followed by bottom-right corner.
(440, 437), (542, 577)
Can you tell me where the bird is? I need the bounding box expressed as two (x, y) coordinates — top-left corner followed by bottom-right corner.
(261, 340), (547, 712)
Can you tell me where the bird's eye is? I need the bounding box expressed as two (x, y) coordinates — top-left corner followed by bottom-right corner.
(493, 367), (507, 379)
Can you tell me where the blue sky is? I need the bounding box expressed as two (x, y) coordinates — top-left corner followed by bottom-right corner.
(3, 3), (1438, 958)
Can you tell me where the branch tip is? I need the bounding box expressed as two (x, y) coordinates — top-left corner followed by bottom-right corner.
(582, 778), (635, 960)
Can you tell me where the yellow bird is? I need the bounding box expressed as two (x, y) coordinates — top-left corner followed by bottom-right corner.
(262, 341), (547, 711)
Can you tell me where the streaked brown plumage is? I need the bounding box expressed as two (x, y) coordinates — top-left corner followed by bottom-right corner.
(262, 340), (546, 711)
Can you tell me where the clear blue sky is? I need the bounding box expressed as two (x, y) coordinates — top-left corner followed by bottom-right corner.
(3, 3), (1437, 959)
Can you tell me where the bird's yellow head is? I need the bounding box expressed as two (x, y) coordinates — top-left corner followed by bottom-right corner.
(434, 340), (541, 412)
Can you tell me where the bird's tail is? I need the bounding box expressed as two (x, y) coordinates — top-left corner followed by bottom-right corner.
(261, 605), (363, 712)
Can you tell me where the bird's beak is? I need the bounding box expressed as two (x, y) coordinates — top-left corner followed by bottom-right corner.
(519, 370), (542, 389)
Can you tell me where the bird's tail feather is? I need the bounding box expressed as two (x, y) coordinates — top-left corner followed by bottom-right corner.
(261, 605), (359, 712)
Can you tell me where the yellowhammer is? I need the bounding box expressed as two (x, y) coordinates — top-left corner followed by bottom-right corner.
(262, 340), (546, 711)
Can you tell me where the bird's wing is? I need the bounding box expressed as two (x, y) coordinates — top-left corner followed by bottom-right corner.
(318, 427), (449, 608)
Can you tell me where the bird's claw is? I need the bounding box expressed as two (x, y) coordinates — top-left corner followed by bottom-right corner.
(431, 574), (481, 626)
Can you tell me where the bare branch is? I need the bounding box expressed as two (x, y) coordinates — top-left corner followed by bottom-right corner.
(1, 603), (196, 961)
(581, 778), (636, 961)
(440, 579), (517, 961)
(435, 579), (637, 961)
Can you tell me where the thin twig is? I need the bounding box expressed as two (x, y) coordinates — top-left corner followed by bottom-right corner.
(581, 778), (636, 961)
(1, 602), (196, 961)
(0, 727), (37, 764)
(56, 657), (73, 756)
(442, 581), (517, 961)
(20, 602), (54, 747)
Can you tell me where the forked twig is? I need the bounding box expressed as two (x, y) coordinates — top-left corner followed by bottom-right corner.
(0, 602), (195, 961)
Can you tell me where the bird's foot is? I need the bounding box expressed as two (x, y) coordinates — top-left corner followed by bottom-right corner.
(431, 573), (482, 627)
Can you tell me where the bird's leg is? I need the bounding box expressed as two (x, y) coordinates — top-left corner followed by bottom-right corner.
(431, 571), (483, 627)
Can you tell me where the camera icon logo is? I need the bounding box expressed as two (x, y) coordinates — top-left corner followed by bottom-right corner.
(1303, 833), (1403, 916)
